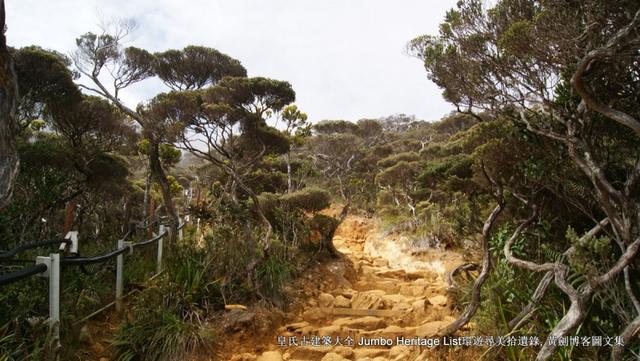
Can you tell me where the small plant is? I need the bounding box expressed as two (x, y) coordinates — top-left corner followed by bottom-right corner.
(112, 307), (215, 361)
(256, 255), (294, 299)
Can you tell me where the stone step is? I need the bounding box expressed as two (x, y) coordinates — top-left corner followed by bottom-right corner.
(317, 307), (399, 318)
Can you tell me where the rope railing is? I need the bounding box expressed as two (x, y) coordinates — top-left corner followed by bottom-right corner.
(0, 217), (188, 356)
(0, 263), (48, 286)
(0, 239), (68, 260)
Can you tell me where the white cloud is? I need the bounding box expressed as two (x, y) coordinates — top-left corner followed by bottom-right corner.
(6, 0), (457, 122)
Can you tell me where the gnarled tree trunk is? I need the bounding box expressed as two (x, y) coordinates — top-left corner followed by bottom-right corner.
(148, 140), (179, 249)
(0, 0), (18, 210)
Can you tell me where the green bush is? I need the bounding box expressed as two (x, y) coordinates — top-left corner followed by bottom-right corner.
(256, 255), (294, 299)
(112, 307), (215, 361)
(112, 249), (220, 361)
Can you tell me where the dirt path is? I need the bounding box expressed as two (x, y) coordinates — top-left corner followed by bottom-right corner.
(228, 213), (475, 361)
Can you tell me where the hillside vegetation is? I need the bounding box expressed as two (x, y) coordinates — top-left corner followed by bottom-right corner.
(0, 1), (639, 361)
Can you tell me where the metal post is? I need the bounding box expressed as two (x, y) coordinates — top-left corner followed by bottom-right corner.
(157, 225), (165, 274)
(49, 253), (61, 359)
(115, 238), (124, 312)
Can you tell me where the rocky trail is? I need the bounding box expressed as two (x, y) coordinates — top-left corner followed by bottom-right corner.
(225, 213), (481, 361)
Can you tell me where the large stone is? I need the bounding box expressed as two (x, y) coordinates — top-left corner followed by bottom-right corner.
(415, 321), (447, 337)
(331, 346), (354, 358)
(372, 258), (389, 267)
(351, 290), (386, 310)
(257, 351), (283, 361)
(389, 345), (412, 358)
(225, 310), (256, 332)
(353, 348), (389, 359)
(230, 354), (258, 361)
(333, 316), (387, 331)
(319, 293), (335, 308)
(285, 321), (310, 332)
(375, 269), (406, 279)
(302, 308), (325, 321)
(289, 346), (332, 360)
(318, 325), (342, 337)
(411, 299), (430, 314)
(320, 352), (349, 361)
(333, 295), (351, 308)
(381, 294), (407, 309)
(428, 295), (448, 307)
(371, 325), (404, 339)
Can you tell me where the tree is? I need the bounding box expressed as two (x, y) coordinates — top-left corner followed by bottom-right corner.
(279, 104), (309, 193)
(11, 46), (81, 130)
(146, 76), (295, 293)
(0, 0), (18, 209)
(409, 1), (640, 359)
(155, 46), (246, 90)
(71, 20), (247, 248)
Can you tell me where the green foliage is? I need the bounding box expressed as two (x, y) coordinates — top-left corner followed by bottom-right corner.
(159, 144), (182, 166)
(376, 152), (419, 168)
(566, 226), (613, 277)
(313, 120), (359, 135)
(154, 46), (247, 90)
(112, 248), (220, 361)
(112, 307), (215, 361)
(256, 256), (294, 299)
(259, 188), (331, 216)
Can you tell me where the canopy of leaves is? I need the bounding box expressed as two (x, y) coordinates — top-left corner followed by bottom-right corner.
(155, 46), (247, 90)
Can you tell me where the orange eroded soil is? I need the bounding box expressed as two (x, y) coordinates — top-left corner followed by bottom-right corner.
(222, 213), (483, 361)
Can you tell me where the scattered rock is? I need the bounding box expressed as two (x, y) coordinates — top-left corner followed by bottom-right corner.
(351, 290), (385, 310)
(225, 304), (248, 311)
(230, 354), (258, 361)
(415, 321), (447, 337)
(285, 321), (310, 332)
(333, 295), (351, 308)
(320, 352), (349, 361)
(225, 309), (256, 332)
(333, 316), (387, 331)
(318, 325), (342, 337)
(257, 351), (283, 361)
(302, 308), (325, 321)
(353, 348), (389, 359)
(428, 295), (448, 307)
(411, 299), (429, 313)
(319, 293), (335, 307)
(331, 346), (354, 358)
(289, 345), (332, 360)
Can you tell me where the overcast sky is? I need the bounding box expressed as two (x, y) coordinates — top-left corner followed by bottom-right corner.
(6, 0), (456, 122)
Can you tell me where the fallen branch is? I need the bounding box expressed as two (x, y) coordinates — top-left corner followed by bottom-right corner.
(446, 262), (479, 289)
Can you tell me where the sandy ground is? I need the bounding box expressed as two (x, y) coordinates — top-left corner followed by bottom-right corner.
(221, 212), (483, 361)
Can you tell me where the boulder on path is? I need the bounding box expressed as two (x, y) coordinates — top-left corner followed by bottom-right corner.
(257, 351), (283, 361)
(319, 293), (335, 307)
(428, 295), (448, 307)
(321, 352), (349, 361)
(224, 309), (256, 332)
(331, 346), (354, 358)
(353, 348), (389, 359)
(351, 290), (386, 310)
(230, 354), (258, 361)
(333, 316), (387, 331)
(333, 295), (351, 308)
(289, 345), (332, 360)
(415, 321), (448, 337)
(284, 321), (310, 332)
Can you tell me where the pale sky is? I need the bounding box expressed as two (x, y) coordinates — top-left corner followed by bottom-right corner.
(6, 0), (456, 122)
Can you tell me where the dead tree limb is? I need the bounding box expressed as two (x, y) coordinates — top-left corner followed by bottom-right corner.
(447, 262), (479, 289)
(611, 314), (640, 361)
(439, 164), (503, 336)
